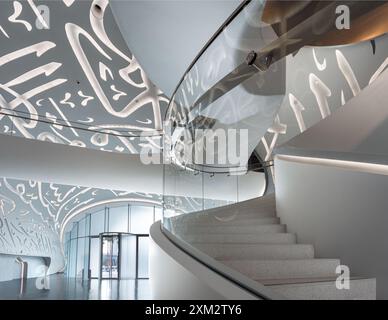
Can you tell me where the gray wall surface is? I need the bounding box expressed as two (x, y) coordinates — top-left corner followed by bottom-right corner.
(0, 254), (50, 282)
(275, 157), (388, 299)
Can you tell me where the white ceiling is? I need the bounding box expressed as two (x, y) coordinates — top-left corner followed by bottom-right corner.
(110, 0), (242, 97)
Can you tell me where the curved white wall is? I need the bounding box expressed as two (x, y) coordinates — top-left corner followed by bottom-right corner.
(0, 134), (266, 202)
(149, 216), (283, 300)
(0, 254), (55, 282)
(149, 221), (261, 299)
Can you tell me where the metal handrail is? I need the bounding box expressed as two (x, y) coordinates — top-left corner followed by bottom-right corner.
(174, 160), (274, 175)
(0, 106), (163, 138)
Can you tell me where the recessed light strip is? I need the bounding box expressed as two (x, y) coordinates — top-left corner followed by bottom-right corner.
(276, 154), (388, 176)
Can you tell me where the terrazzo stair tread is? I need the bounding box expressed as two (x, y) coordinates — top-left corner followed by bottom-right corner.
(180, 224), (286, 234)
(176, 210), (276, 223)
(268, 278), (376, 300)
(260, 276), (363, 286)
(231, 210), (276, 217)
(177, 217), (280, 227)
(191, 243), (314, 260)
(219, 208), (276, 215)
(229, 197), (275, 211)
(218, 259), (340, 280)
(183, 233), (297, 244)
(172, 195), (276, 224)
(221, 203), (276, 214)
(229, 212), (276, 219)
(169, 193), (376, 299)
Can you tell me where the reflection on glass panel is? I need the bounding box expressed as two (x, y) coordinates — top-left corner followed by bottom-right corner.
(90, 210), (105, 236)
(70, 222), (78, 239)
(64, 241), (69, 276)
(90, 237), (100, 278)
(162, 164), (267, 216)
(101, 236), (119, 279)
(154, 207), (163, 222)
(138, 237), (149, 278)
(78, 218), (85, 238)
(109, 205), (128, 233)
(203, 172), (237, 210)
(163, 163), (179, 218)
(99, 280), (120, 300)
(237, 171), (266, 201)
(112, 236), (119, 278)
(120, 234), (136, 279)
(83, 236), (90, 280)
(163, 164), (206, 219)
(165, 0), (284, 170)
(65, 232), (70, 243)
(76, 237), (85, 278)
(130, 206), (154, 234)
(84, 214), (91, 238)
(69, 239), (77, 277)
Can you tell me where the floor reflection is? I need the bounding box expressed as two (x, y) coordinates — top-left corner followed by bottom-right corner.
(0, 274), (151, 300)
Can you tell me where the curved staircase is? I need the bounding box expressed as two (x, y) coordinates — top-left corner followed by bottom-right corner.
(169, 194), (376, 300)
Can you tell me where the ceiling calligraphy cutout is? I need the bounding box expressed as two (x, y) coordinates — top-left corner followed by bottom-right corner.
(0, 0), (167, 154)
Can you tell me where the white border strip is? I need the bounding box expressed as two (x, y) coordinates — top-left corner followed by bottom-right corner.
(276, 154), (388, 176)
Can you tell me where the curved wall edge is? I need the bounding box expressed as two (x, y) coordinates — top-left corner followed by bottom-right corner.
(149, 221), (279, 300)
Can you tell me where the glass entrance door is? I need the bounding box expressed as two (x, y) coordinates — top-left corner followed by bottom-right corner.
(100, 235), (120, 279)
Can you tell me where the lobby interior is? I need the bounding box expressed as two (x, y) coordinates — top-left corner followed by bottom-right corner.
(1, 0), (388, 300)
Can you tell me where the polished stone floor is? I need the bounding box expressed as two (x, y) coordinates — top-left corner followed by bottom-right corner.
(0, 274), (151, 300)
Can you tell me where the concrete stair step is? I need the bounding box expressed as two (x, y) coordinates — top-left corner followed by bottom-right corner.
(229, 195), (276, 211)
(268, 278), (376, 300)
(183, 233), (296, 244)
(167, 193), (376, 299)
(176, 210), (276, 224)
(178, 217), (280, 227)
(230, 210), (277, 218)
(191, 243), (315, 260)
(219, 259), (340, 280)
(221, 208), (276, 217)
(181, 224), (286, 235)
(260, 276), (340, 285)
(230, 211), (277, 219)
